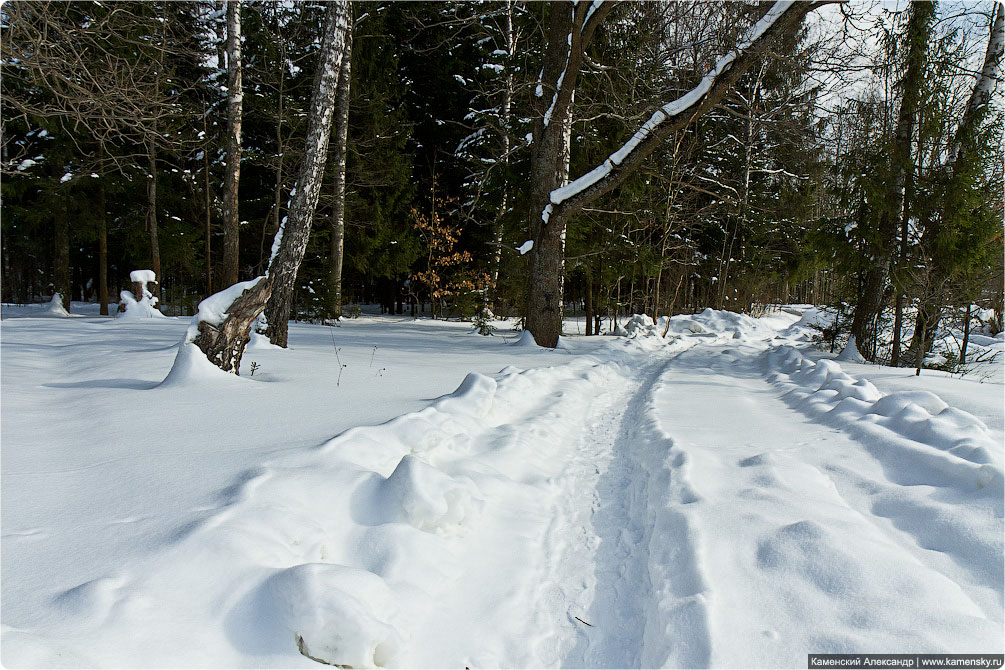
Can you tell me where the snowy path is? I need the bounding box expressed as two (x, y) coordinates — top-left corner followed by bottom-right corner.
(645, 341), (1003, 666)
(3, 309), (1002, 668)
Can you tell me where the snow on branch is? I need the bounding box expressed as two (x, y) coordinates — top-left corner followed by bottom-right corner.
(546, 0), (817, 218)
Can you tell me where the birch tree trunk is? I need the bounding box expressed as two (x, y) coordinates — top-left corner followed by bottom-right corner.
(190, 1), (352, 371)
(849, 1), (934, 359)
(328, 10), (353, 320)
(524, 0), (819, 347)
(264, 1), (352, 347)
(487, 0), (516, 312)
(220, 0), (243, 287)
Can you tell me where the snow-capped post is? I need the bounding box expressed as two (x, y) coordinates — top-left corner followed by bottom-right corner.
(524, 0), (826, 348)
(170, 0), (351, 375)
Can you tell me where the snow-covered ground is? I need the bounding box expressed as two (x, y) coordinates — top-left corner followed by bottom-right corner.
(2, 303), (1002, 668)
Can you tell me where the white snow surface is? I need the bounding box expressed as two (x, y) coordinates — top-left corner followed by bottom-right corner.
(2, 303), (1002, 667)
(517, 239), (534, 255)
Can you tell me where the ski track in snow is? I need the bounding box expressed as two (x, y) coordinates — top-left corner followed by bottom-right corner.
(2, 309), (1002, 667)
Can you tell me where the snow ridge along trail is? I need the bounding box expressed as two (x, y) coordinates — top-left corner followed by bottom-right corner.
(649, 338), (1003, 667)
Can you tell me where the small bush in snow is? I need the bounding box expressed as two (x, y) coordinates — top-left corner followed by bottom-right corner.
(472, 307), (495, 336)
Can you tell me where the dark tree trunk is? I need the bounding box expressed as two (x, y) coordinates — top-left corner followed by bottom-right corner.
(960, 303), (972, 367)
(891, 294), (905, 366)
(220, 0), (243, 288)
(54, 197), (70, 311)
(146, 136), (161, 299)
(585, 266), (594, 336)
(524, 2), (582, 347)
(524, 0), (818, 347)
(264, 0), (352, 348)
(328, 19), (352, 320)
(204, 107), (213, 297)
(98, 168), (109, 315)
(850, 1), (933, 358)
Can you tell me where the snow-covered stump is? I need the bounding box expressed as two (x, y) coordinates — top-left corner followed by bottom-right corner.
(131, 271), (159, 308)
(187, 276), (273, 375)
(117, 270), (165, 319)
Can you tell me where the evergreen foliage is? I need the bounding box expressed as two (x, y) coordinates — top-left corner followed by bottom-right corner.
(1, 0), (1000, 354)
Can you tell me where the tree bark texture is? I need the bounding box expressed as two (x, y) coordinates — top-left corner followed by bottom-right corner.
(849, 1), (934, 358)
(264, 0), (352, 347)
(220, 0), (243, 288)
(524, 2), (604, 347)
(525, 0), (821, 347)
(193, 276), (273, 374)
(328, 20), (352, 320)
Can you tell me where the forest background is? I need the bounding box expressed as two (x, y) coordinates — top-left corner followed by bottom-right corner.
(2, 0), (1002, 367)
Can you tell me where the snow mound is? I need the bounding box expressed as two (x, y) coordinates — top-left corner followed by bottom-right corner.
(28, 356), (627, 666)
(158, 340), (247, 388)
(762, 347), (1003, 493)
(41, 293), (70, 317)
(614, 309), (784, 342)
(614, 313), (657, 337)
(260, 563), (403, 668)
(510, 329), (541, 348)
(247, 330), (282, 350)
(382, 455), (482, 534)
(432, 371), (497, 418)
(835, 335), (867, 362)
(684, 308), (777, 339)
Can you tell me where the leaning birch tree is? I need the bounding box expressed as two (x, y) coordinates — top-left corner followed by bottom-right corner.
(524, 0), (825, 348)
(180, 0), (352, 373)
